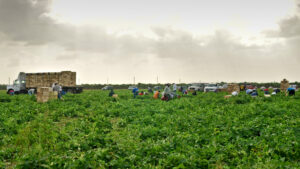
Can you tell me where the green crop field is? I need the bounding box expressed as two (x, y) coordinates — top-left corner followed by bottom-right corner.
(0, 90), (299, 168)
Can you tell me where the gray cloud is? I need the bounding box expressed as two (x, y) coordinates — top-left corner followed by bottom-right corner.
(0, 0), (153, 57)
(0, 0), (299, 83)
(277, 16), (300, 38)
(0, 0), (56, 44)
(265, 0), (300, 38)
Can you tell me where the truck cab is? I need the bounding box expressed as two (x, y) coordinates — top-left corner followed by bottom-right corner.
(204, 84), (218, 92)
(7, 72), (27, 95)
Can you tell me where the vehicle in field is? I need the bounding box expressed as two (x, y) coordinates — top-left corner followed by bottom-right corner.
(7, 71), (83, 95)
(246, 85), (255, 90)
(153, 86), (161, 90)
(101, 86), (113, 90)
(220, 84), (228, 89)
(289, 84), (297, 90)
(128, 86), (137, 90)
(188, 85), (202, 91)
(188, 83), (205, 92)
(204, 84), (218, 92)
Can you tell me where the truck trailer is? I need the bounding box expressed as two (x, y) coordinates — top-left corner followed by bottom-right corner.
(7, 71), (83, 95)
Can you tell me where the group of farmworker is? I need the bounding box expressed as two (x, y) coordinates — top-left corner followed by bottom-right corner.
(161, 83), (179, 101)
(108, 83), (297, 101)
(107, 83), (191, 101)
(27, 83), (63, 99)
(244, 87), (295, 97)
(137, 83), (193, 101)
(226, 85), (297, 98)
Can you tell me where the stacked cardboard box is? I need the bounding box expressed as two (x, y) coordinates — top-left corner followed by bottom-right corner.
(280, 79), (289, 93)
(227, 84), (240, 94)
(59, 71), (76, 87)
(26, 74), (34, 88)
(26, 71), (76, 88)
(49, 73), (59, 87)
(37, 87), (58, 103)
(218, 88), (227, 92)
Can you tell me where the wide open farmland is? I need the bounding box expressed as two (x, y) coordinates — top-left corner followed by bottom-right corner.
(0, 90), (299, 168)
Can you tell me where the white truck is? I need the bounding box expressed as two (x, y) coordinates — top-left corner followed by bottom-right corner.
(7, 71), (82, 95)
(204, 84), (218, 92)
(188, 83), (205, 92)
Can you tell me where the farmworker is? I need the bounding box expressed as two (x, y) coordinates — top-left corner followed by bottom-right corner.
(192, 90), (197, 95)
(109, 89), (115, 97)
(274, 88), (280, 94)
(246, 89), (253, 94)
(163, 84), (171, 95)
(148, 87), (153, 94)
(240, 85), (245, 91)
(264, 89), (270, 95)
(287, 88), (295, 96)
(251, 90), (258, 97)
(173, 83), (177, 92)
(232, 91), (238, 96)
(132, 87), (139, 98)
(180, 86), (186, 95)
(28, 89), (35, 95)
(162, 84), (172, 101)
(153, 91), (160, 99)
(179, 86), (183, 92)
(169, 93), (174, 99)
(53, 83), (62, 99)
(139, 91), (144, 95)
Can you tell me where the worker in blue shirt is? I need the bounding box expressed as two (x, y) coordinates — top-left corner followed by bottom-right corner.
(287, 88), (295, 96)
(132, 87), (139, 98)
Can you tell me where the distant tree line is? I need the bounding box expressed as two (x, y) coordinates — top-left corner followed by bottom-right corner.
(0, 84), (6, 90)
(80, 82), (300, 90)
(80, 83), (170, 90)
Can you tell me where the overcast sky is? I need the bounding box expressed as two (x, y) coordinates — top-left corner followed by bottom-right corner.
(0, 0), (300, 84)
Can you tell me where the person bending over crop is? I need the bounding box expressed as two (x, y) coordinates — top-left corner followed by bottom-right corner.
(251, 90), (258, 97)
(132, 87), (139, 98)
(109, 89), (115, 97)
(28, 89), (35, 95)
(173, 83), (177, 92)
(153, 91), (160, 99)
(162, 84), (172, 101)
(148, 87), (153, 93)
(287, 88), (295, 96)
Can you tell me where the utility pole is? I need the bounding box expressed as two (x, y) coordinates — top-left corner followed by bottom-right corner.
(156, 76), (158, 84)
(8, 77), (10, 85)
(133, 76), (135, 85)
(179, 78), (181, 84)
(106, 77), (109, 85)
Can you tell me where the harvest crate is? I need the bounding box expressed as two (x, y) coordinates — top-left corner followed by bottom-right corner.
(226, 84), (240, 94)
(280, 79), (289, 93)
(37, 87), (58, 103)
